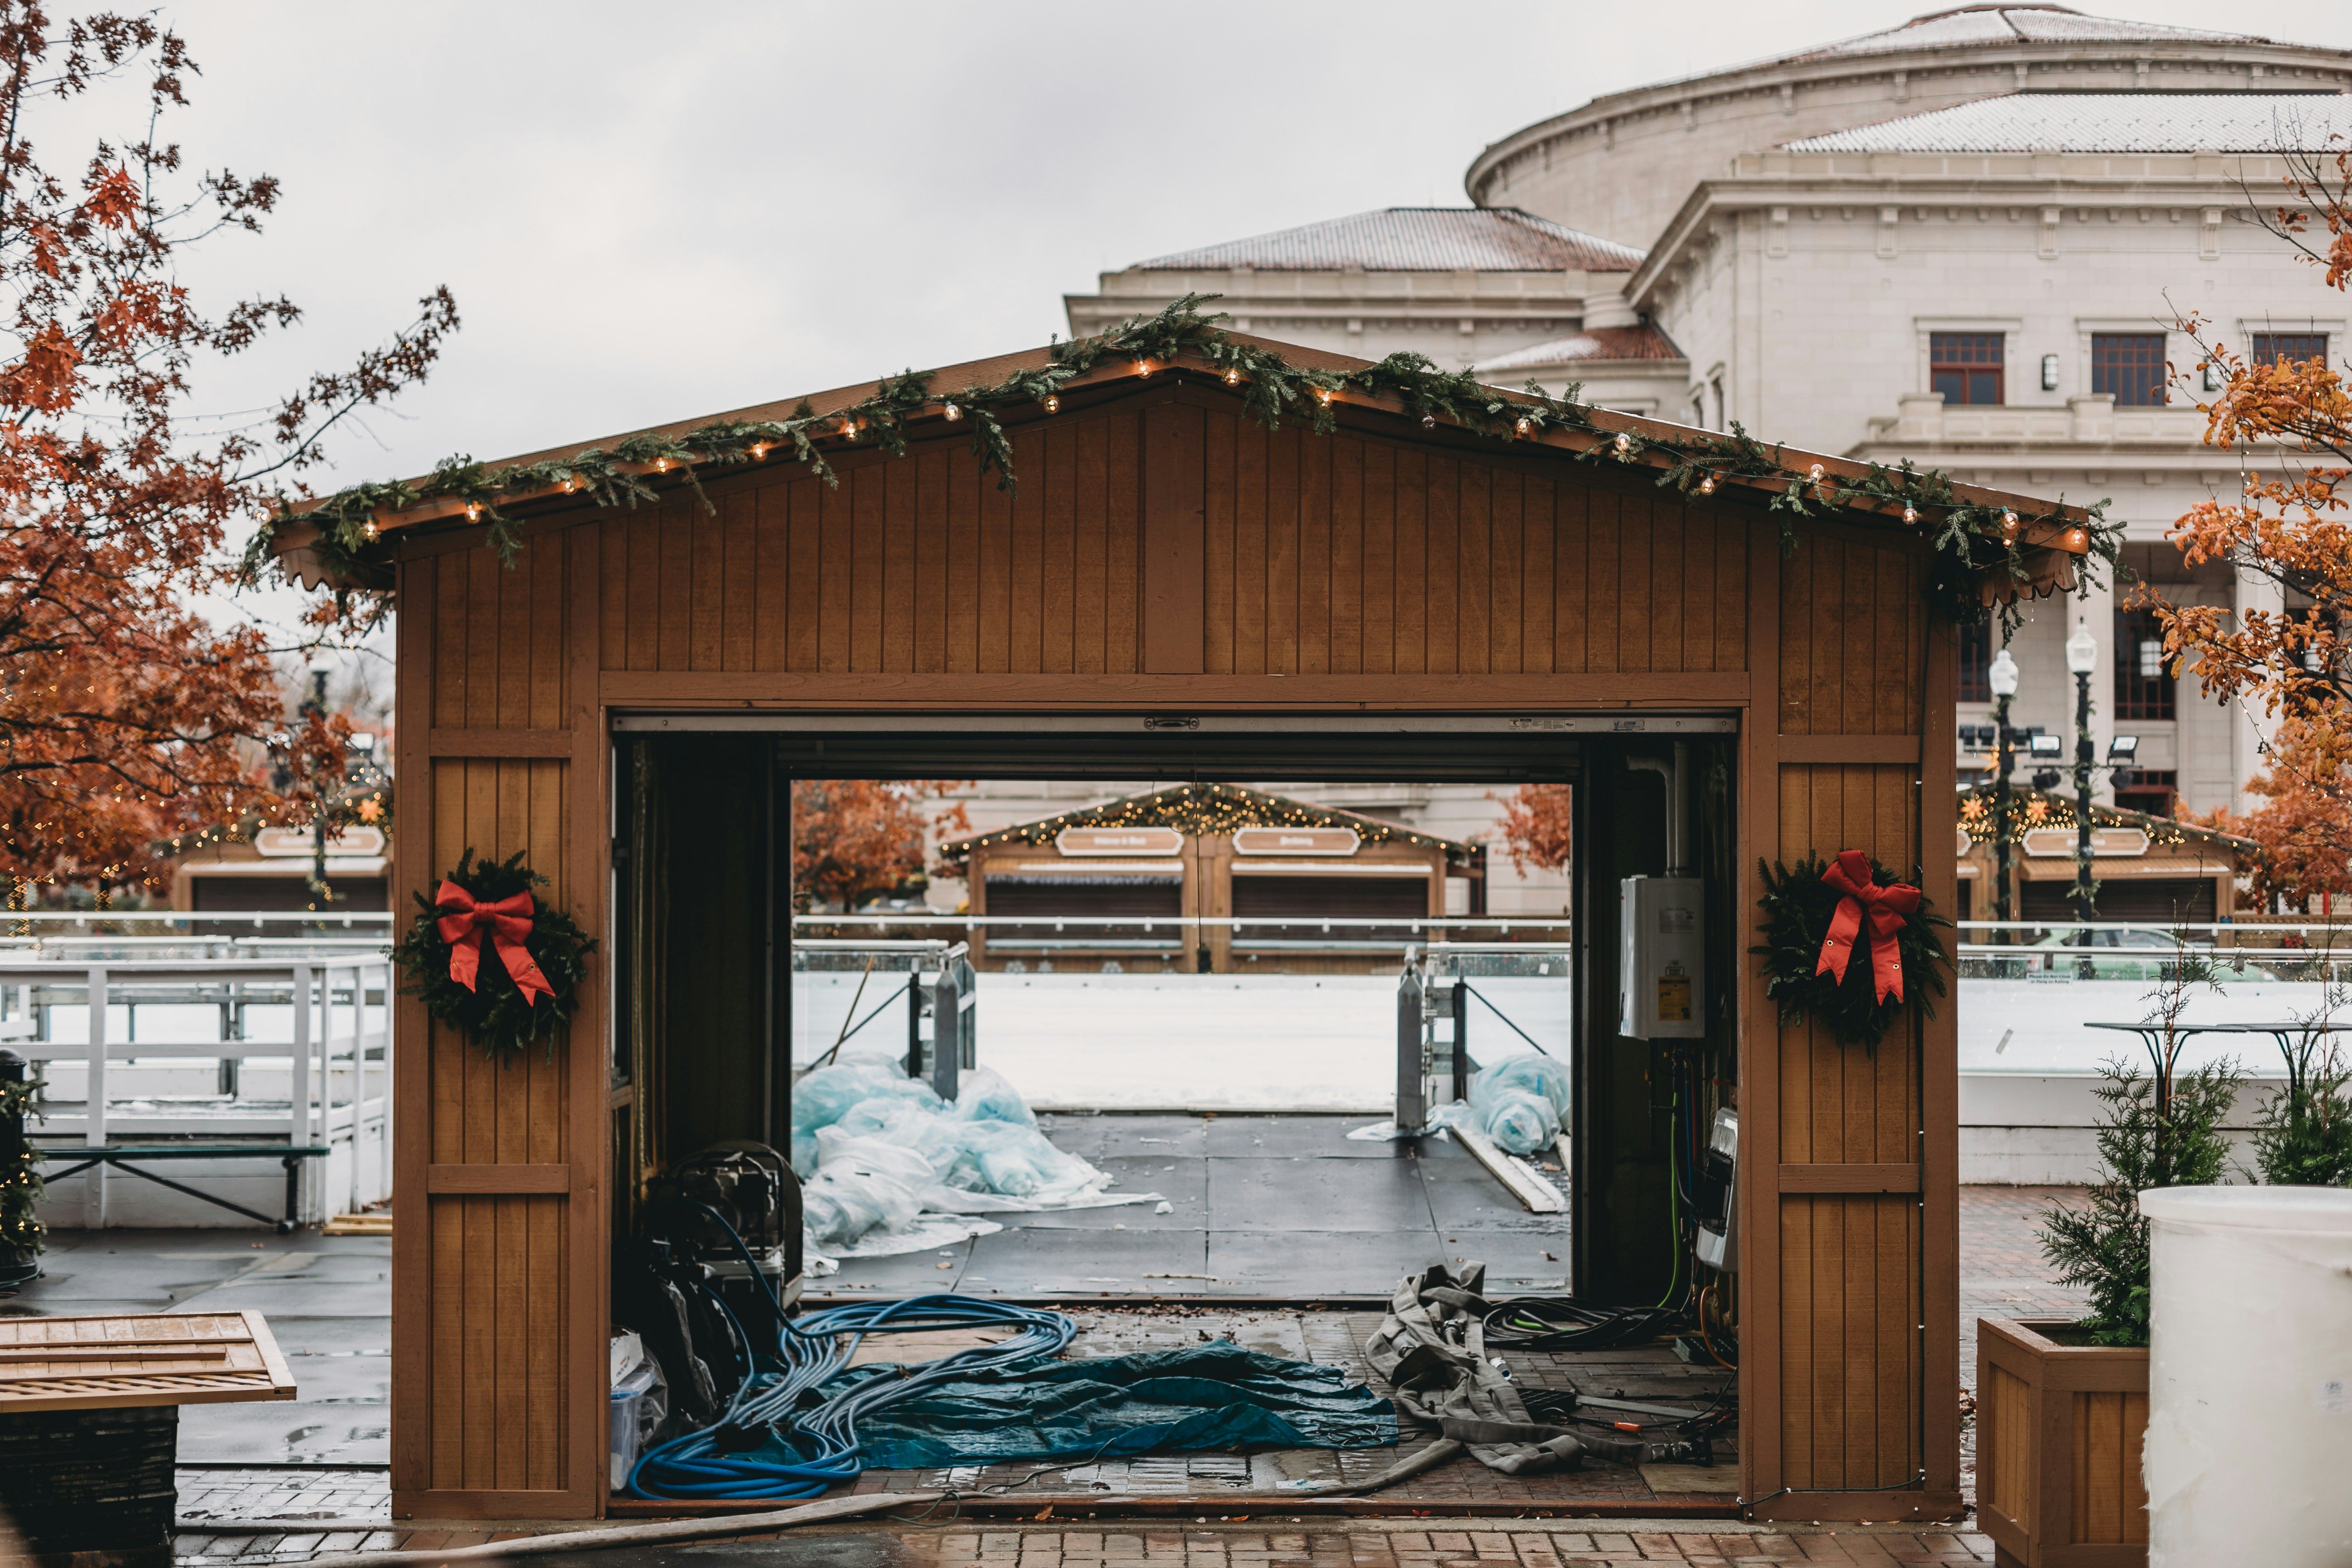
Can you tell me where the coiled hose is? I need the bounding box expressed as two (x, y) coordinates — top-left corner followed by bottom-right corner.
(626, 1203), (1075, 1500)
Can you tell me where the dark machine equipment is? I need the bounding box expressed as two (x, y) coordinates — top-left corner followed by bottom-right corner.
(616, 1141), (803, 1435)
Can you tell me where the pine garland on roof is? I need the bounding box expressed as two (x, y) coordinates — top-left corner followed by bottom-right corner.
(251, 294), (2116, 629)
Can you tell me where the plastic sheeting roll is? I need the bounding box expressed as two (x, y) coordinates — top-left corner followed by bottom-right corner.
(2140, 1185), (2352, 1567)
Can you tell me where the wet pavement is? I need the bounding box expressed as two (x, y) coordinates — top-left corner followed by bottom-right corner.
(825, 1113), (1572, 1300)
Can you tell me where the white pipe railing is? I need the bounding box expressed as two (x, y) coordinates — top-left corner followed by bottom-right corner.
(0, 956), (394, 1227)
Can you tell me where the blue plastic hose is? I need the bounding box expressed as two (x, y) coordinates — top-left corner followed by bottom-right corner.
(625, 1203), (1074, 1500)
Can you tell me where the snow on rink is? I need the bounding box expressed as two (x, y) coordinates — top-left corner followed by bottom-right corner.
(792, 971), (1573, 1111)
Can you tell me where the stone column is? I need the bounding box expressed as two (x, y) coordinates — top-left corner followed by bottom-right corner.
(2233, 559), (2286, 816)
(2077, 567), (2116, 804)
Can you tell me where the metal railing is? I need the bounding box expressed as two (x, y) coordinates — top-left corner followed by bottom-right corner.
(0, 953), (394, 1227)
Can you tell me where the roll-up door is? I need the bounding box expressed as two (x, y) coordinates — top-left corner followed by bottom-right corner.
(2021, 876), (2214, 924)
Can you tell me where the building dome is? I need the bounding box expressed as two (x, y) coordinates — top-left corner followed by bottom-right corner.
(1464, 5), (2352, 250)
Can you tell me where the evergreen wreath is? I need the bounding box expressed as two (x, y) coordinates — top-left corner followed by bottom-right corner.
(392, 849), (595, 1064)
(1753, 854), (1951, 1053)
(0, 1076), (44, 1257)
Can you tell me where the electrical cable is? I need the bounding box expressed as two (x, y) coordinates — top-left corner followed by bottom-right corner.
(1458, 982), (1553, 1057)
(1480, 1295), (1685, 1352)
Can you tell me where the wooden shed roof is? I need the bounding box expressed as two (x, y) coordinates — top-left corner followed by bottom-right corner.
(281, 316), (2099, 606)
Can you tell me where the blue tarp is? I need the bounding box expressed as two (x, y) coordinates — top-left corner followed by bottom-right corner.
(809, 1343), (1393, 1468)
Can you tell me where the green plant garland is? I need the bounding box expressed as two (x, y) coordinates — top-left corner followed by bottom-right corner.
(392, 850), (595, 1064)
(1754, 855), (1952, 1053)
(250, 293), (2116, 630)
(0, 1077), (43, 1257)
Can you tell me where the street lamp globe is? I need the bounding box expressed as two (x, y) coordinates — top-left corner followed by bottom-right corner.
(1988, 647), (2020, 697)
(2064, 618), (2097, 675)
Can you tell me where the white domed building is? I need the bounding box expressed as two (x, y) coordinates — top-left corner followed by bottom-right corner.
(1066, 5), (2352, 841)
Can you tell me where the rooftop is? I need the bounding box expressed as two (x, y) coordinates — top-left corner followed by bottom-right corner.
(1780, 90), (2352, 153)
(1131, 208), (1644, 274)
(1473, 325), (1685, 373)
(1780, 4), (2266, 62)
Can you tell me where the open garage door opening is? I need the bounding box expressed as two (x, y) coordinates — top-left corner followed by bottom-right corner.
(609, 716), (1738, 1319)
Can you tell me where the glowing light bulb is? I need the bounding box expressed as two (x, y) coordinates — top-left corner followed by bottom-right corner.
(944, 401), (962, 421)
(1044, 395), (1060, 413)
(1225, 369), (1240, 385)
(1808, 462), (1826, 483)
(1135, 359), (1153, 377)
(560, 478), (575, 492)
(2002, 509), (2020, 534)
(1902, 503), (1918, 524)
(2058, 524), (2090, 553)
(361, 520), (378, 541)
(840, 420), (856, 439)
(1699, 474), (1716, 495)
(750, 444), (768, 459)
(1422, 414), (1437, 428)
(464, 504), (482, 521)
(1316, 389), (1333, 406)
(655, 458), (670, 471)
(1515, 417), (1532, 436)
(1613, 431), (1631, 455)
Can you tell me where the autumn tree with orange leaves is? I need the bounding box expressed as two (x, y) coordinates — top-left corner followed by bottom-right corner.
(791, 781), (971, 911)
(2154, 140), (2352, 912)
(0, 6), (455, 895)
(1492, 784), (1572, 876)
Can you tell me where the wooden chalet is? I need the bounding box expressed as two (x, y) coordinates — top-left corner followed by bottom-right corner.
(284, 324), (2098, 1522)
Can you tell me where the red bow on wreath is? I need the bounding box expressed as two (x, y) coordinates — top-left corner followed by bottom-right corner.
(1813, 850), (1920, 1005)
(434, 881), (555, 1007)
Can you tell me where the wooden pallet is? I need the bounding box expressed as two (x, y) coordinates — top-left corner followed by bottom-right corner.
(0, 1310), (296, 1412)
(323, 1211), (392, 1236)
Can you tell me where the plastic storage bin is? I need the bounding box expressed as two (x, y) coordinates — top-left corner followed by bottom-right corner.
(609, 1359), (663, 1492)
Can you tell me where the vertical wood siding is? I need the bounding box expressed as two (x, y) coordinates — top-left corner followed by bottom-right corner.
(1767, 523), (1944, 1500)
(590, 405), (1748, 678)
(401, 544), (588, 1513)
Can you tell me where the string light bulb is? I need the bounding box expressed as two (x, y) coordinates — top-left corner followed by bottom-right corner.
(943, 401), (962, 421)
(1422, 414), (1437, 428)
(1613, 431), (1631, 455)
(464, 503), (482, 522)
(1515, 417), (1532, 436)
(1902, 502), (1918, 524)
(2058, 524), (2089, 553)
(1224, 369), (1240, 385)
(1316, 389), (1333, 406)
(361, 519), (379, 541)
(750, 443), (769, 459)
(655, 457), (671, 471)
(1807, 462), (1826, 483)
(1044, 395), (1060, 413)
(1135, 358), (1153, 377)
(840, 420), (857, 439)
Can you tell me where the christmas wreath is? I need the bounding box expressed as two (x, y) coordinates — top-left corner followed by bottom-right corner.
(0, 1076), (43, 1259)
(1754, 850), (1951, 1053)
(393, 850), (595, 1064)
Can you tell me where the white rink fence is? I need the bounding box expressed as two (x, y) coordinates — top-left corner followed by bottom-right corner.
(1, 912), (393, 1228)
(797, 916), (2352, 1184)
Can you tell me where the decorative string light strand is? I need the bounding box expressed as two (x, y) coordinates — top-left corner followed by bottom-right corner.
(251, 295), (2116, 629)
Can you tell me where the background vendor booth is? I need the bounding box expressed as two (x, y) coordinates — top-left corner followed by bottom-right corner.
(949, 782), (1473, 973)
(275, 313), (2099, 1521)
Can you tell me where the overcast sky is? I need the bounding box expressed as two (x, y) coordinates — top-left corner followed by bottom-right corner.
(123, 0), (2347, 633)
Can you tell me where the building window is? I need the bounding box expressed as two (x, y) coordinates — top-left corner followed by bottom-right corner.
(1957, 620), (1992, 703)
(2251, 332), (2327, 367)
(2092, 332), (2168, 406)
(2112, 769), (2178, 817)
(1709, 378), (1724, 429)
(2114, 609), (2175, 721)
(1930, 332), (2003, 404)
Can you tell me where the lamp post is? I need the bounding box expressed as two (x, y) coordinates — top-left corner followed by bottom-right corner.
(305, 656), (333, 909)
(2065, 620), (2099, 955)
(1988, 647), (2020, 937)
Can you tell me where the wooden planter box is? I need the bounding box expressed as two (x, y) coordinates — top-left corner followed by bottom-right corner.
(1977, 1317), (2148, 1568)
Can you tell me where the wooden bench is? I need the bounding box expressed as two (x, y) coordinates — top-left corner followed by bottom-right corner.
(36, 1142), (331, 1232)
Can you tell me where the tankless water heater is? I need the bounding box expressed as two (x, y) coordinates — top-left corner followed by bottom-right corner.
(1618, 875), (1705, 1040)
